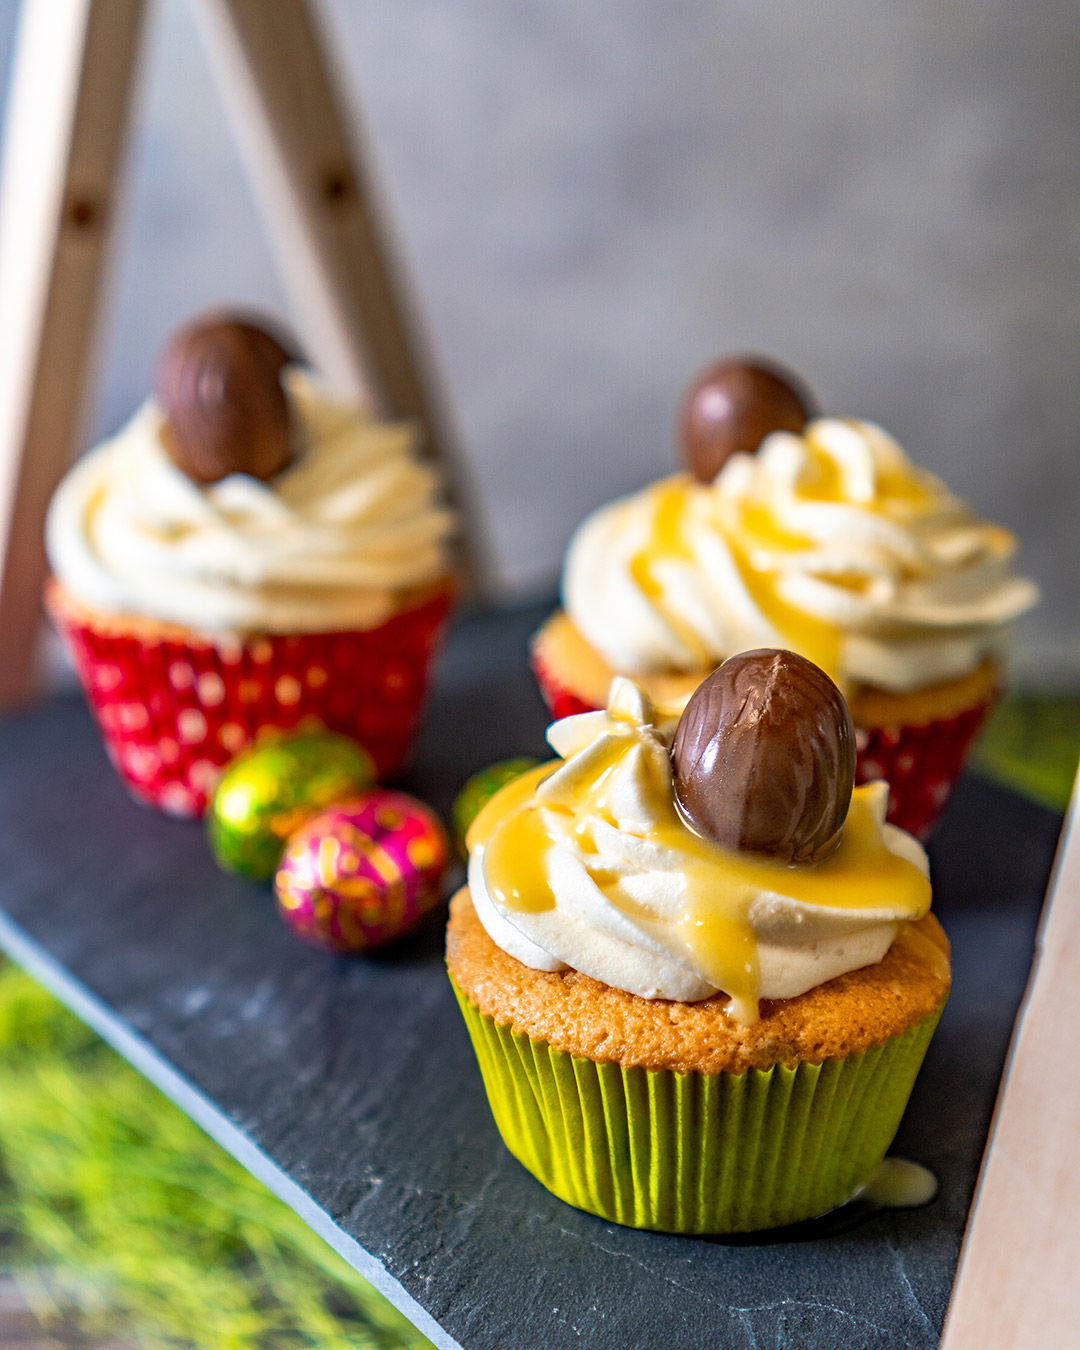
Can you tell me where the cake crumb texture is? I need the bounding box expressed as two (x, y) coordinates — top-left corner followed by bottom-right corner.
(447, 888), (950, 1075)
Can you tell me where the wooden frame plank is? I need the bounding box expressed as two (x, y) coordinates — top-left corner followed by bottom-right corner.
(941, 763), (1080, 1348)
(190, 0), (484, 587)
(0, 0), (146, 707)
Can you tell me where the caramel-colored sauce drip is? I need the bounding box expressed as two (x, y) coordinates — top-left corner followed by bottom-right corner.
(626, 474), (843, 680)
(467, 741), (930, 1020)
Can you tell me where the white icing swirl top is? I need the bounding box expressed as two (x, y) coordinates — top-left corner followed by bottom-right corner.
(468, 678), (931, 1023)
(46, 369), (456, 634)
(564, 418), (1038, 692)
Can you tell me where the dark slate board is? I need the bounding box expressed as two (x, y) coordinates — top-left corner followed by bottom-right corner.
(0, 602), (1063, 1350)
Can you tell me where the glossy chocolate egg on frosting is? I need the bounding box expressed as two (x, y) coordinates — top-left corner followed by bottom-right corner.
(156, 313), (298, 484)
(678, 355), (816, 483)
(671, 649), (855, 863)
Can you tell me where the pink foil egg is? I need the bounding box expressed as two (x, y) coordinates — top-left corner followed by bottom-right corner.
(274, 789), (449, 952)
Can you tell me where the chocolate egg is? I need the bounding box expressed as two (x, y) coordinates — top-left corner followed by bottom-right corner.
(678, 355), (816, 483)
(208, 731), (375, 879)
(451, 758), (539, 855)
(274, 790), (449, 952)
(671, 649), (855, 862)
(156, 312), (298, 484)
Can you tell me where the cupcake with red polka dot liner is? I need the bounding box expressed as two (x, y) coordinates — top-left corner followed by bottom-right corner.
(532, 355), (1039, 840)
(45, 311), (457, 817)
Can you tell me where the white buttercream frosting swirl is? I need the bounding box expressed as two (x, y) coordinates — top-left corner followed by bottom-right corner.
(46, 369), (455, 634)
(564, 418), (1038, 692)
(469, 678), (931, 1022)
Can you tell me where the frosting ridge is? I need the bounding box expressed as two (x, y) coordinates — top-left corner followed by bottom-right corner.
(563, 418), (1038, 692)
(468, 678), (931, 1023)
(46, 369), (456, 634)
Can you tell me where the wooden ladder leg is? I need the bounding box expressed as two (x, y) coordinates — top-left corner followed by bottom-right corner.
(0, 0), (147, 707)
(190, 0), (486, 588)
(940, 762), (1080, 1349)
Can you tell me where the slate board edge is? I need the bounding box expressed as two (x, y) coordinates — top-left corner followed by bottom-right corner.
(0, 907), (462, 1350)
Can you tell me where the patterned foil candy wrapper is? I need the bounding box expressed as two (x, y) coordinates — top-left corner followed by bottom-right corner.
(47, 581), (453, 818)
(274, 790), (449, 952)
(208, 731), (376, 879)
(531, 644), (996, 842)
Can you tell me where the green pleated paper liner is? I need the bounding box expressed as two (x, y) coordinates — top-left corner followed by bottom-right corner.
(452, 980), (943, 1234)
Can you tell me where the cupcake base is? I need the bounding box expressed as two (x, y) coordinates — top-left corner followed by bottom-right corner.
(453, 981), (941, 1233)
(48, 579), (454, 817)
(448, 890), (950, 1234)
(531, 611), (999, 840)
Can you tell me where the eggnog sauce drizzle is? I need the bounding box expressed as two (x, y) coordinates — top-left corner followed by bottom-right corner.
(626, 474), (843, 681)
(468, 732), (929, 1023)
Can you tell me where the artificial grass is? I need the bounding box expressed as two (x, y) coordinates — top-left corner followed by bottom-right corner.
(0, 960), (432, 1349)
(974, 694), (1080, 814)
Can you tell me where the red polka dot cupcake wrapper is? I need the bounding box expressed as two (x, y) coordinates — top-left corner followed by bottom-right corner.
(854, 694), (997, 842)
(50, 586), (454, 818)
(532, 646), (996, 842)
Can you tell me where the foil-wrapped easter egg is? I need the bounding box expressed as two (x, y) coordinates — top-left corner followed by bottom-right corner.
(452, 758), (539, 853)
(208, 731), (375, 879)
(274, 789), (449, 951)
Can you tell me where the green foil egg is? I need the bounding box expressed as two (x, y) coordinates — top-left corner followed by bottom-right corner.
(452, 758), (540, 855)
(208, 731), (376, 879)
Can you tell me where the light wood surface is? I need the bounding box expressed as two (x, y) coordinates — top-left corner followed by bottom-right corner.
(0, 0), (146, 707)
(0, 0), (484, 710)
(941, 762), (1080, 1349)
(190, 0), (481, 584)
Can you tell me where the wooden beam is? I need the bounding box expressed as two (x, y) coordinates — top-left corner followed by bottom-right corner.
(0, 0), (146, 707)
(940, 763), (1080, 1348)
(190, 0), (485, 588)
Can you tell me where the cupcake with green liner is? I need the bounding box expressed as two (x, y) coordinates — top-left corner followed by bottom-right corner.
(447, 650), (950, 1234)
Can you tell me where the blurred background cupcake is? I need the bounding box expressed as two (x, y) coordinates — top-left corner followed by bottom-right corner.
(533, 356), (1038, 838)
(449, 652), (951, 1233)
(46, 311), (456, 816)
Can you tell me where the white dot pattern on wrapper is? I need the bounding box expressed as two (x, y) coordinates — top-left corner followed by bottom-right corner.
(169, 662), (195, 691)
(217, 637), (243, 666)
(197, 672), (226, 706)
(117, 704), (147, 731)
(188, 760), (219, 794)
(178, 708), (208, 743)
(160, 783), (196, 817)
(123, 745), (155, 778)
(220, 722), (246, 753)
(275, 675), (302, 706)
(95, 664), (123, 693)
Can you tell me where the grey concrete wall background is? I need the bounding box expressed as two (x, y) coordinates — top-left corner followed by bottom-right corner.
(1, 0), (1076, 684)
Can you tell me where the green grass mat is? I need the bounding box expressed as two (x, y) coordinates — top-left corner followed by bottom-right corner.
(0, 961), (431, 1349)
(974, 694), (1080, 814)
